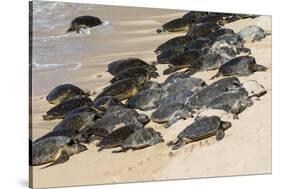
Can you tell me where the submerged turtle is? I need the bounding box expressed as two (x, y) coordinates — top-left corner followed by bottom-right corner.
(96, 78), (140, 101)
(42, 97), (93, 120)
(66, 15), (103, 33)
(168, 116), (231, 150)
(32, 136), (87, 168)
(211, 56), (267, 79)
(238, 25), (271, 42)
(96, 126), (135, 152)
(206, 88), (253, 119)
(127, 89), (162, 110)
(187, 77), (242, 108)
(46, 84), (91, 104)
(107, 58), (156, 76)
(163, 50), (202, 75)
(110, 67), (159, 84)
(112, 128), (164, 153)
(154, 36), (189, 54)
(186, 22), (222, 39)
(151, 103), (194, 128)
(156, 18), (192, 33)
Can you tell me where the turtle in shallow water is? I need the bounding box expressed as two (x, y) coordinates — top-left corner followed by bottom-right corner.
(163, 49), (202, 75)
(42, 97), (93, 120)
(66, 15), (103, 33)
(110, 67), (159, 84)
(206, 88), (253, 119)
(238, 25), (271, 42)
(187, 77), (242, 108)
(156, 18), (192, 33)
(186, 22), (222, 39)
(96, 78), (140, 101)
(127, 89), (162, 110)
(107, 58), (156, 76)
(151, 103), (194, 128)
(32, 136), (87, 168)
(96, 126), (135, 152)
(154, 36), (189, 54)
(211, 56), (267, 79)
(112, 128), (164, 153)
(46, 84), (91, 104)
(167, 116), (231, 150)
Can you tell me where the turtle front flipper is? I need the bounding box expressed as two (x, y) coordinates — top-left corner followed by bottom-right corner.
(41, 152), (69, 169)
(254, 64), (267, 72)
(215, 129), (225, 141)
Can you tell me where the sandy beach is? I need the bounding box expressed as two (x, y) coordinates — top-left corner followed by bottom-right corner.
(30, 3), (271, 188)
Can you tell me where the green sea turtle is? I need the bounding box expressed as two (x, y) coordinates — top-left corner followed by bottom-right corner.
(42, 97), (93, 120)
(107, 58), (156, 76)
(211, 56), (267, 79)
(96, 126), (135, 152)
(205, 28), (234, 41)
(127, 89), (162, 110)
(32, 136), (87, 168)
(182, 11), (210, 23)
(112, 128), (164, 153)
(154, 36), (189, 54)
(46, 84), (92, 104)
(34, 129), (78, 144)
(151, 103), (194, 128)
(238, 25), (271, 42)
(96, 78), (140, 101)
(206, 88), (253, 119)
(184, 37), (213, 52)
(156, 48), (185, 64)
(187, 77), (242, 108)
(163, 49), (202, 75)
(156, 18), (192, 33)
(110, 67), (159, 84)
(66, 15), (102, 33)
(167, 116), (231, 150)
(186, 22), (222, 39)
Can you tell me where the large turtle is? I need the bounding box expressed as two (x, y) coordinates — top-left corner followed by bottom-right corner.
(206, 88), (253, 119)
(96, 126), (135, 152)
(151, 103), (194, 128)
(127, 89), (162, 110)
(66, 15), (103, 33)
(156, 18), (192, 33)
(110, 67), (159, 84)
(107, 58), (156, 76)
(211, 56), (267, 79)
(238, 25), (271, 42)
(46, 84), (92, 104)
(112, 128), (164, 153)
(154, 36), (189, 54)
(186, 22), (222, 39)
(42, 97), (93, 120)
(96, 78), (140, 101)
(32, 136), (87, 168)
(167, 116), (231, 150)
(187, 77), (242, 108)
(163, 49), (202, 75)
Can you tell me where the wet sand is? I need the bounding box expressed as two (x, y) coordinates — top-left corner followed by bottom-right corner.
(31, 5), (271, 188)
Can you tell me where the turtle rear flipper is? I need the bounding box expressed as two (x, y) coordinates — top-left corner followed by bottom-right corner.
(41, 152), (69, 169)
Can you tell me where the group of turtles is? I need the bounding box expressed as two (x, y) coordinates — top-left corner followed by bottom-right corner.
(31, 11), (269, 168)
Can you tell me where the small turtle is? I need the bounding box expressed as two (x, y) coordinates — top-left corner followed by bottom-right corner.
(186, 22), (222, 39)
(184, 37), (213, 52)
(238, 25), (271, 42)
(127, 89), (162, 110)
(167, 116), (231, 150)
(110, 67), (159, 84)
(182, 11), (210, 23)
(205, 28), (234, 41)
(112, 128), (164, 153)
(46, 84), (91, 104)
(32, 136), (87, 168)
(96, 78), (139, 101)
(96, 126), (135, 152)
(107, 58), (156, 76)
(42, 97), (93, 120)
(151, 103), (194, 128)
(66, 15), (102, 33)
(92, 96), (123, 111)
(163, 49), (202, 75)
(206, 88), (253, 119)
(187, 77), (242, 108)
(156, 18), (192, 33)
(211, 56), (267, 79)
(154, 36), (189, 54)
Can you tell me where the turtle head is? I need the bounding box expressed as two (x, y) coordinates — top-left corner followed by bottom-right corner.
(137, 114), (150, 124)
(221, 121), (232, 130)
(253, 64), (267, 72)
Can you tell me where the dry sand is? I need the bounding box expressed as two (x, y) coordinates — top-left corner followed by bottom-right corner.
(30, 6), (272, 188)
